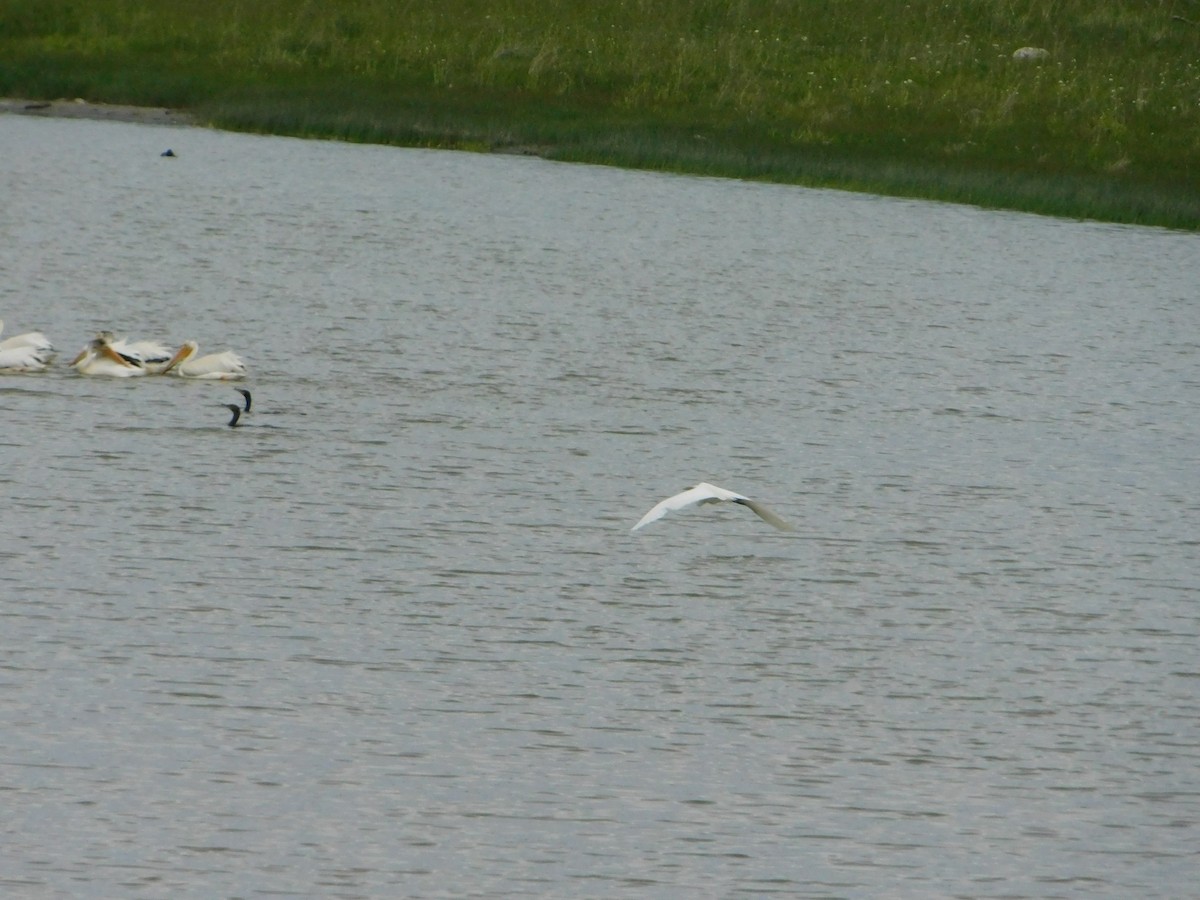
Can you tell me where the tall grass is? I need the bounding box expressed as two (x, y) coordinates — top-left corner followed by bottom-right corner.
(2, 0), (1197, 227)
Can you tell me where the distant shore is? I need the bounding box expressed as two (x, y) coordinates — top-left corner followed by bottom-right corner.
(0, 97), (196, 127)
(3, 1), (1197, 229)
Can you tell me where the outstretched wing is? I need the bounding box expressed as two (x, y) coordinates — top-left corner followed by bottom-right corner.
(631, 484), (717, 531)
(632, 482), (793, 532)
(734, 498), (794, 531)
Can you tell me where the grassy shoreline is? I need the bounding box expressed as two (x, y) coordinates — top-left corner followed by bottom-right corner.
(2, 0), (1197, 229)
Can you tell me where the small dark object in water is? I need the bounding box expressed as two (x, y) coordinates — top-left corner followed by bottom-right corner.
(236, 388), (251, 413)
(225, 404), (242, 427)
(161, 148), (176, 157)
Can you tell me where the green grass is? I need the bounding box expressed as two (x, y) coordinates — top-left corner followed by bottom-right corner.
(2, 0), (1198, 228)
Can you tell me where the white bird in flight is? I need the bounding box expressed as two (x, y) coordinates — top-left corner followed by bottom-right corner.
(631, 482), (794, 532)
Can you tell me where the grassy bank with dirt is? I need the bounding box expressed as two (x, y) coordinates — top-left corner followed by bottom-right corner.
(2, 0), (1197, 228)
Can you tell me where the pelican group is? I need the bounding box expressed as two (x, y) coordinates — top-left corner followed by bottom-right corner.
(4, 321), (250, 380)
(631, 482), (794, 532)
(61, 332), (247, 379)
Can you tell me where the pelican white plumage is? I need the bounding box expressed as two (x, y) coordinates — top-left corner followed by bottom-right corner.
(0, 344), (54, 372)
(109, 337), (175, 373)
(67, 333), (146, 377)
(0, 319), (55, 354)
(0, 319), (55, 371)
(631, 482), (794, 532)
(161, 340), (246, 380)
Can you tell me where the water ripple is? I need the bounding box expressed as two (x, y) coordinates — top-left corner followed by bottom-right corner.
(1, 113), (1198, 898)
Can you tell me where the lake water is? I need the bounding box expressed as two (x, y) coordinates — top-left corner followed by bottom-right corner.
(1, 113), (1198, 898)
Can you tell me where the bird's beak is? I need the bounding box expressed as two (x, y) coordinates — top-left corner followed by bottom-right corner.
(160, 345), (188, 373)
(99, 343), (138, 367)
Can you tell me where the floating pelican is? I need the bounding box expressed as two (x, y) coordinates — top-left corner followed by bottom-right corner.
(0, 344), (54, 372)
(109, 337), (175, 373)
(0, 319), (55, 355)
(0, 320), (55, 371)
(631, 482), (794, 532)
(67, 333), (146, 377)
(73, 332), (174, 372)
(161, 340), (247, 380)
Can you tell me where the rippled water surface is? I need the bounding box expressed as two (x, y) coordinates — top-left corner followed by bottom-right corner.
(2, 114), (1198, 898)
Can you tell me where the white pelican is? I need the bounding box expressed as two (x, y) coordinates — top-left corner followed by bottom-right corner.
(109, 337), (175, 373)
(631, 482), (794, 532)
(67, 333), (146, 377)
(0, 344), (55, 372)
(161, 340), (246, 380)
(0, 319), (55, 355)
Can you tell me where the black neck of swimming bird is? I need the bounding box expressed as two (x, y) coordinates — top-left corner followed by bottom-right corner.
(238, 389), (252, 412)
(227, 405), (242, 427)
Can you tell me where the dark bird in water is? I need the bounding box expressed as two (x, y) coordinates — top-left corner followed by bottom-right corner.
(236, 388), (252, 413)
(225, 404), (243, 427)
(161, 148), (176, 157)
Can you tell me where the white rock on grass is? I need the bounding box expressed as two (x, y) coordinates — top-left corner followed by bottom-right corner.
(1012, 46), (1050, 61)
